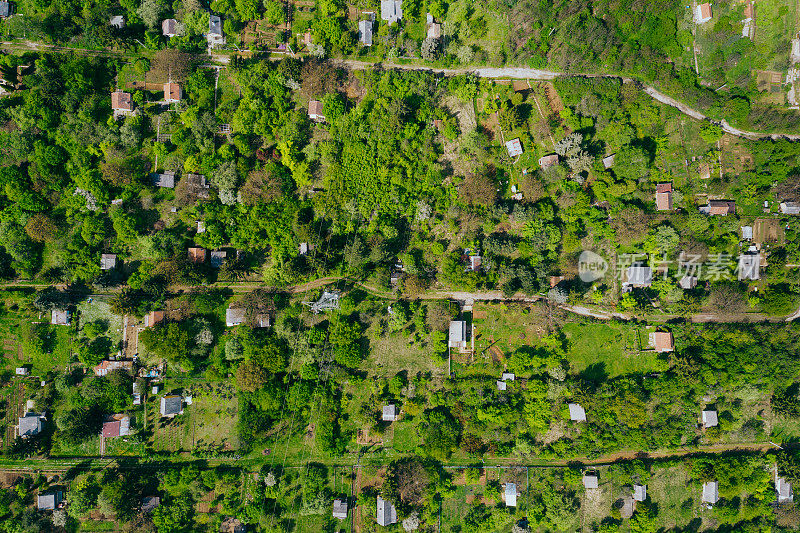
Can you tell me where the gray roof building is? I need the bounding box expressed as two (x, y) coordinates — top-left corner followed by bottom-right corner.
(569, 402), (586, 422)
(583, 474), (599, 489)
(626, 264), (653, 287)
(504, 483), (517, 507)
(162, 18), (178, 37)
(0, 1), (12, 18)
(702, 481), (719, 504)
(679, 275), (698, 289)
(780, 202), (800, 215)
(226, 307), (246, 327)
(37, 490), (63, 511)
(210, 250), (227, 268)
(382, 404), (398, 422)
(738, 253), (760, 281)
(100, 253), (117, 270)
(141, 496), (161, 513)
(448, 321), (467, 349)
(209, 14), (223, 35)
(151, 171), (176, 188)
(633, 484), (647, 502)
(777, 476), (794, 503)
(496, 380), (507, 391)
(701, 410), (718, 428)
(358, 20), (373, 46)
(160, 395), (182, 417)
(51, 309), (70, 326)
(333, 499), (348, 519)
(109, 15), (125, 29)
(376, 496), (397, 526)
(18, 413), (44, 438)
(380, 0), (402, 24)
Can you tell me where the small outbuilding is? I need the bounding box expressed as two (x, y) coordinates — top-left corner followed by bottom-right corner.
(382, 404), (398, 422)
(700, 200), (735, 216)
(15, 367), (29, 376)
(160, 395), (182, 417)
(538, 153), (559, 169)
(449, 320), (468, 349)
(505, 138), (523, 158)
(633, 484), (647, 502)
(162, 18), (178, 37)
(358, 20), (373, 46)
(651, 331), (674, 353)
(51, 309), (71, 326)
(226, 307), (246, 327)
(0, 2), (13, 19)
(100, 253), (117, 270)
(37, 490), (64, 511)
(701, 410), (718, 429)
(702, 481), (719, 505)
(144, 310), (165, 328)
(777, 476), (794, 503)
(625, 264), (653, 288)
(602, 153), (615, 169)
(308, 100), (325, 122)
(111, 90), (134, 117)
(333, 498), (348, 519)
(210, 250), (227, 268)
(738, 252), (760, 281)
(380, 0), (403, 24)
(780, 202), (800, 215)
(504, 482), (517, 507)
(94, 360), (134, 376)
(679, 275), (698, 289)
(164, 82), (182, 103)
(188, 247), (207, 264)
(655, 183), (673, 211)
(207, 15), (225, 47)
(569, 403), (586, 422)
(141, 496), (161, 513)
(496, 380), (507, 391)
(151, 171), (176, 188)
(376, 496), (397, 526)
(583, 473), (599, 489)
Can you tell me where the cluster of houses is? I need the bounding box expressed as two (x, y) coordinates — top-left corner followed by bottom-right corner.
(111, 81), (183, 118)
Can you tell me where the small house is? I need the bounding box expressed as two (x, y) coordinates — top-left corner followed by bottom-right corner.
(164, 82), (182, 103)
(144, 310), (165, 328)
(538, 154), (559, 169)
(382, 404), (398, 422)
(625, 264), (653, 288)
(655, 183), (673, 211)
(15, 367), (29, 376)
(333, 499), (348, 519)
(100, 253), (117, 270)
(109, 15), (125, 29)
(132, 382), (141, 405)
(111, 90), (134, 117)
(633, 484), (647, 502)
(741, 226), (753, 240)
(448, 321), (468, 349)
(0, 2), (13, 19)
(583, 473), (599, 489)
(376, 496), (397, 526)
(777, 475), (794, 503)
(701, 410), (718, 428)
(37, 490), (64, 511)
(496, 380), (507, 391)
(679, 275), (698, 289)
(738, 252), (760, 281)
(780, 202), (800, 215)
(651, 331), (674, 353)
(141, 496), (161, 513)
(162, 19), (178, 37)
(299, 242), (309, 255)
(151, 171), (176, 188)
(226, 307), (246, 327)
(207, 15), (225, 47)
(695, 2), (712, 23)
(308, 100), (325, 122)
(504, 483), (517, 507)
(427, 22), (441, 39)
(51, 309), (71, 326)
(101, 414), (131, 438)
(700, 200), (735, 216)
(18, 413), (45, 438)
(188, 247), (207, 264)
(358, 20), (373, 46)
(255, 313), (271, 328)
(160, 395), (182, 417)
(569, 402), (586, 422)
(602, 153), (615, 169)
(94, 360), (134, 376)
(380, 0), (403, 24)
(502, 373), (515, 381)
(702, 481), (719, 505)
(505, 138), (523, 158)
(210, 250), (227, 268)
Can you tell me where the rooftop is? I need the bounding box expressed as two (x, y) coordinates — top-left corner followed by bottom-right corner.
(226, 307), (246, 327)
(160, 395), (182, 416)
(569, 403), (586, 422)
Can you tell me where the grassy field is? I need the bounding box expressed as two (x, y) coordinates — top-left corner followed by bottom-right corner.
(150, 381), (239, 452)
(76, 296), (124, 353)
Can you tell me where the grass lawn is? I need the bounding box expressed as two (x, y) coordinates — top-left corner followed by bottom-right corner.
(76, 297), (124, 352)
(562, 322), (669, 378)
(365, 327), (446, 377)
